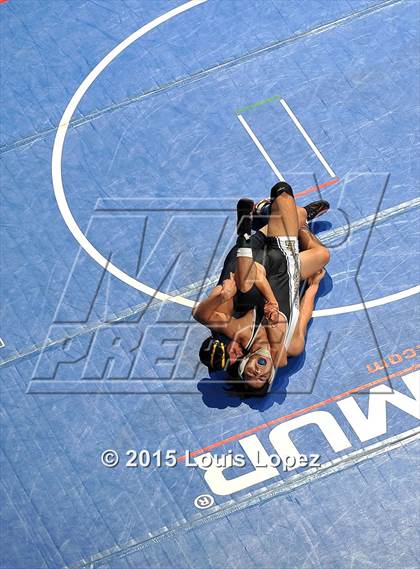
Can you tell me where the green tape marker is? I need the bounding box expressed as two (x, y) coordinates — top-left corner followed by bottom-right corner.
(236, 95), (280, 114)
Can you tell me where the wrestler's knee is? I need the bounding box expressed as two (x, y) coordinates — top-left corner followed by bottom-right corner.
(287, 335), (305, 357)
(320, 246), (330, 266)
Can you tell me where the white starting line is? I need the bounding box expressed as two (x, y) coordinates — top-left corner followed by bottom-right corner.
(280, 98), (336, 178)
(236, 97), (336, 180)
(236, 114), (285, 181)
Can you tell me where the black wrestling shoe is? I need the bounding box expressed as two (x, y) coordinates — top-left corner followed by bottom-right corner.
(270, 181), (293, 199)
(236, 198), (254, 238)
(304, 200), (330, 222)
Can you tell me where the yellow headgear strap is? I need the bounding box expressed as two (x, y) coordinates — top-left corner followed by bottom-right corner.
(210, 340), (218, 368)
(220, 342), (226, 369)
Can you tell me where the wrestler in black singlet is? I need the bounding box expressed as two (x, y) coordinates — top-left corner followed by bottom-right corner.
(212, 233), (266, 348)
(217, 230), (300, 350)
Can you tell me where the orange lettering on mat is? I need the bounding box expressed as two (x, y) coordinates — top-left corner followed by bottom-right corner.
(367, 344), (418, 373)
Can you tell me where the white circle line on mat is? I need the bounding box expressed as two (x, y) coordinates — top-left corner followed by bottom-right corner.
(51, 0), (419, 316)
(52, 0), (207, 308)
(313, 285), (420, 317)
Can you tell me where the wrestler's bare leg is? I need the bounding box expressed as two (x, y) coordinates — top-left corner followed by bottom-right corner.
(259, 203), (329, 279)
(267, 192), (299, 238)
(236, 255), (258, 293)
(299, 226), (330, 279)
(245, 189), (301, 302)
(287, 269), (325, 357)
(259, 205), (307, 236)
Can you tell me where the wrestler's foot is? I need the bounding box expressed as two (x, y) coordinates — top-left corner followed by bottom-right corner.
(236, 198), (254, 238)
(303, 200), (330, 222)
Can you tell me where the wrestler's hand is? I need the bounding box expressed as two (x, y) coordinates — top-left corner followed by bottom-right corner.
(264, 301), (280, 326)
(220, 272), (237, 302)
(227, 340), (244, 364)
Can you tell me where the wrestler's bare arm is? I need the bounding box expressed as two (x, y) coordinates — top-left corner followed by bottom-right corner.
(265, 315), (288, 368)
(287, 269), (325, 357)
(236, 258), (279, 326)
(197, 309), (255, 347)
(192, 277), (255, 344)
(192, 273), (237, 324)
(253, 263), (277, 305)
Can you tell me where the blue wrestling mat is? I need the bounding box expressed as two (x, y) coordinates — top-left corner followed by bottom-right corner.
(1, 0), (419, 567)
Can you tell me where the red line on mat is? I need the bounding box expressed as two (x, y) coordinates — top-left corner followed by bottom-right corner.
(295, 177), (340, 199)
(177, 363), (419, 462)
